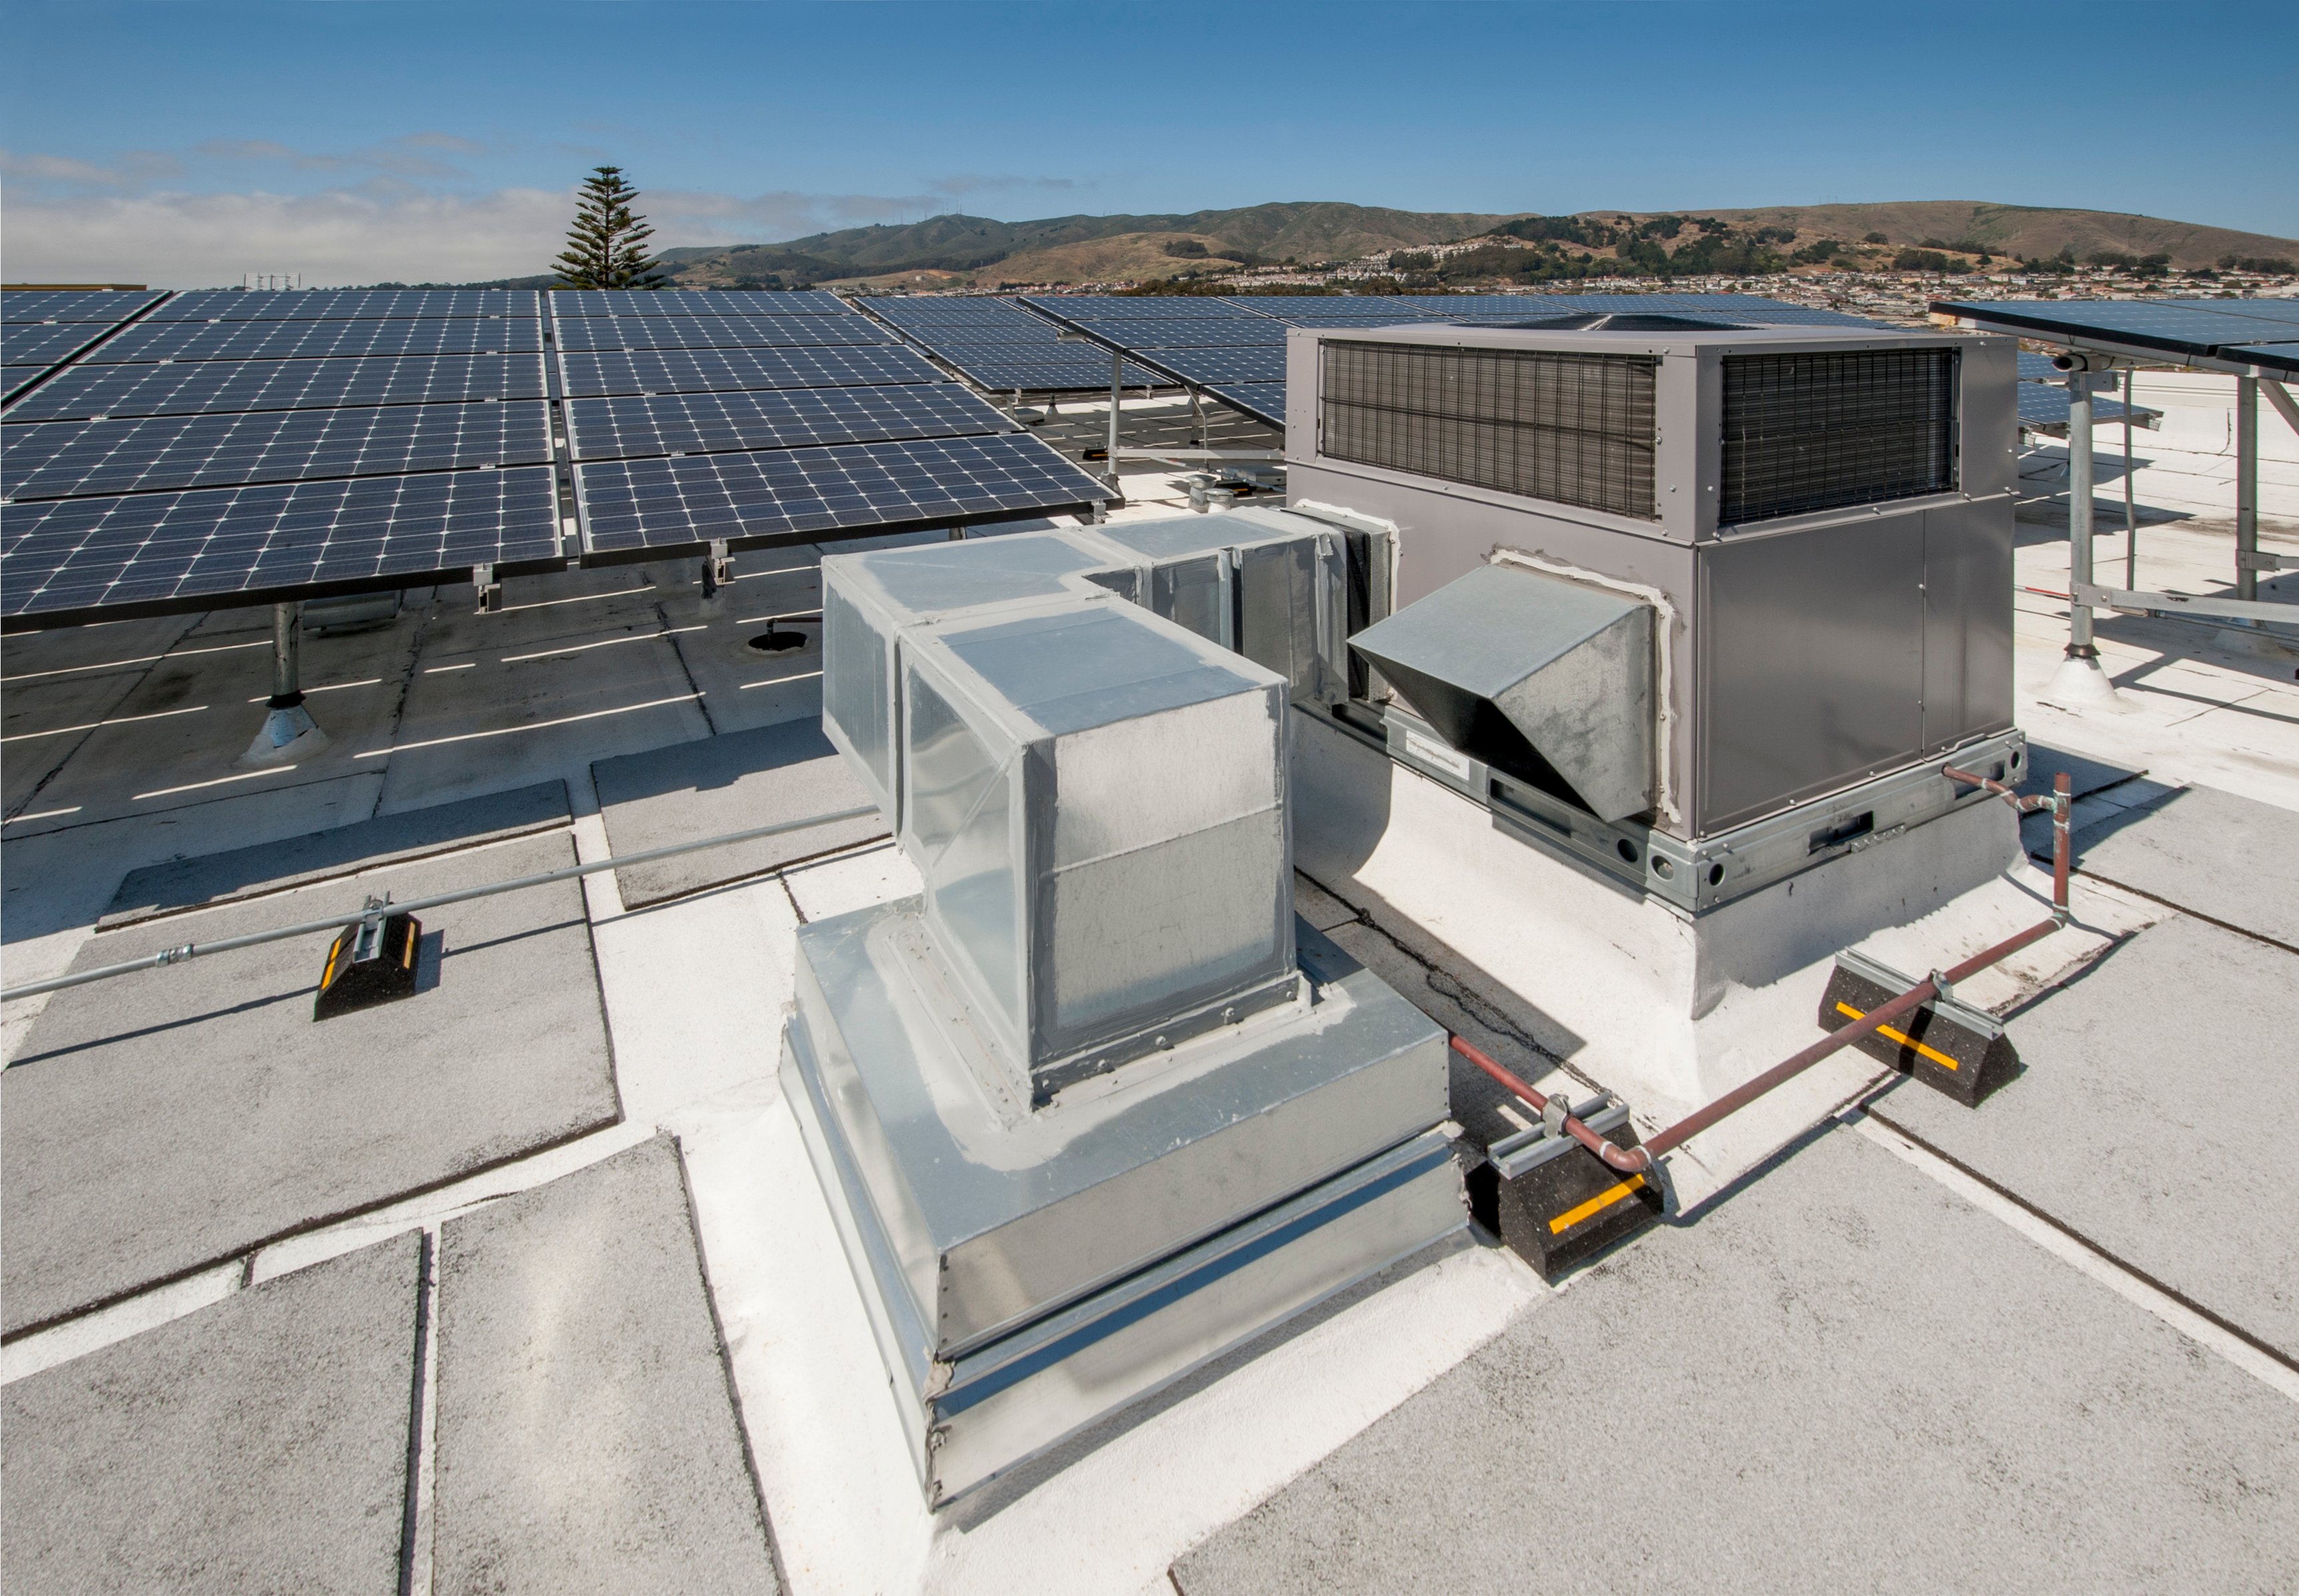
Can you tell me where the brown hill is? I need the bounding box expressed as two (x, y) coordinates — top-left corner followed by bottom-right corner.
(656, 200), (2294, 288)
(1633, 202), (2292, 268)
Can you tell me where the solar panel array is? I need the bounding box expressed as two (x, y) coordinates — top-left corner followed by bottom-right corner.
(1937, 296), (2299, 378)
(549, 290), (1108, 561)
(3, 284), (1110, 625)
(148, 288), (540, 322)
(1, 290), (166, 403)
(1020, 292), (1888, 427)
(4, 287), (559, 625)
(860, 295), (1165, 392)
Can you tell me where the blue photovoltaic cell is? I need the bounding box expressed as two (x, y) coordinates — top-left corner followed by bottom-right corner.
(862, 299), (1168, 390)
(1202, 382), (1288, 426)
(2226, 343), (2299, 375)
(1057, 318), (1288, 349)
(866, 298), (1038, 322)
(1129, 346), (1289, 385)
(2017, 352), (2062, 381)
(1023, 295), (1268, 320)
(2179, 300), (2299, 328)
(1936, 298), (2299, 364)
(558, 344), (945, 398)
(3, 353), (551, 422)
(1, 467), (561, 625)
(552, 314), (892, 352)
(1, 290), (167, 324)
(577, 433), (1109, 555)
(3, 401), (552, 501)
(918, 351), (1168, 392)
(548, 289), (852, 318)
(91, 317), (545, 364)
(2, 323), (108, 368)
(563, 385), (1014, 462)
(1245, 309), (1429, 328)
(148, 289), (541, 322)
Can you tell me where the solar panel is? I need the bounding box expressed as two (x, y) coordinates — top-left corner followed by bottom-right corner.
(147, 289), (541, 322)
(3, 368), (55, 404)
(1, 290), (168, 324)
(558, 344), (945, 398)
(911, 350), (1168, 392)
(548, 289), (851, 318)
(1127, 346), (1290, 385)
(3, 353), (551, 423)
(1023, 296), (1268, 320)
(1201, 382), (1288, 427)
(1934, 298), (2299, 366)
(551, 314), (892, 352)
(2180, 299), (2299, 329)
(2017, 352), (2063, 381)
(92, 317), (545, 364)
(1, 467), (561, 627)
(2226, 342), (2299, 376)
(1058, 318), (1288, 349)
(564, 385), (1015, 462)
(3, 323), (109, 368)
(3, 402), (552, 501)
(575, 433), (1109, 557)
(1243, 308), (1433, 328)
(866, 298), (1040, 322)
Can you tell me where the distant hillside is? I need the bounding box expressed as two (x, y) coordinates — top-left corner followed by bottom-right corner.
(1670, 202), (2294, 269)
(513, 200), (2296, 290)
(663, 202), (1523, 288)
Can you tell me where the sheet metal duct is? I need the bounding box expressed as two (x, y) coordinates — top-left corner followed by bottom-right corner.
(1349, 563), (1654, 822)
(790, 516), (1461, 1503)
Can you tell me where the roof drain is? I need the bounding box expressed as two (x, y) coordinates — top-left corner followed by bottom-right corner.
(1457, 766), (2073, 1277)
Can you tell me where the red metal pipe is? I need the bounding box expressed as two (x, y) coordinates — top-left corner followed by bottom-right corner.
(1455, 765), (2077, 1180)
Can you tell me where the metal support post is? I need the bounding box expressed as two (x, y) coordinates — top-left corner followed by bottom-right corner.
(239, 601), (329, 768)
(2045, 371), (2120, 706)
(1105, 348), (1123, 491)
(2123, 370), (2137, 587)
(2236, 376), (2259, 602)
(2066, 376), (2097, 659)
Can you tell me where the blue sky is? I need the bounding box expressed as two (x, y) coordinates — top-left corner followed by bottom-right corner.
(3, 1), (2291, 286)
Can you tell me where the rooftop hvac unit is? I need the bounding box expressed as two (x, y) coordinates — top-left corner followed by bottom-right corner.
(1284, 318), (2023, 908)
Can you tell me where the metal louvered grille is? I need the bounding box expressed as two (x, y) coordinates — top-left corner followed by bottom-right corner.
(1320, 341), (1658, 519)
(1721, 348), (1958, 524)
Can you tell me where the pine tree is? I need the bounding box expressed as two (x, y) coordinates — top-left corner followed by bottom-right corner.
(554, 167), (665, 290)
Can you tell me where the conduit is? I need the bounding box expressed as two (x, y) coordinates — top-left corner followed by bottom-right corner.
(1453, 764), (2074, 1177)
(0, 804), (881, 1009)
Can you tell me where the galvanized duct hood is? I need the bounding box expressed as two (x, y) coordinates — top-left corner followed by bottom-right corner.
(1349, 563), (1655, 822)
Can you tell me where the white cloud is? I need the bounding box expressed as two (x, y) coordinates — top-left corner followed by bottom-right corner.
(0, 166), (1093, 287)
(0, 148), (183, 188)
(1, 187), (573, 288)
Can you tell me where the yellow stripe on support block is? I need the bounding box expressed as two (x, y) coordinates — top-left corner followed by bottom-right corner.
(1834, 1001), (1959, 1071)
(1549, 1173), (1647, 1234)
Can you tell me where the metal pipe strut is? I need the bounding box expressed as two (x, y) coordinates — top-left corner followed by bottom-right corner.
(1454, 766), (2075, 1179)
(0, 804), (882, 1008)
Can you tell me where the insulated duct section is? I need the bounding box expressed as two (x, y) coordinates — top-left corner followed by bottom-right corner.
(787, 511), (1459, 1506)
(1348, 563), (1655, 823)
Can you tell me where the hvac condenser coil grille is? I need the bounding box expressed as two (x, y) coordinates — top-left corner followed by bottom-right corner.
(1320, 342), (1658, 519)
(1721, 348), (1958, 525)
